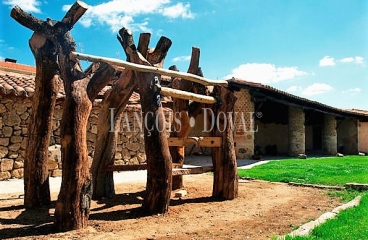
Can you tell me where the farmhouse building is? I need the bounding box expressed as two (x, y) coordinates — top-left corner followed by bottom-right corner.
(228, 78), (368, 159)
(0, 59), (367, 180)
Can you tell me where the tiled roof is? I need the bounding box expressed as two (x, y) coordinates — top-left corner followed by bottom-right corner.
(0, 61), (172, 106)
(0, 71), (35, 97)
(0, 61), (36, 75)
(228, 78), (368, 119)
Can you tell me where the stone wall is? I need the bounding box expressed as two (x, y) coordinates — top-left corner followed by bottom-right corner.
(337, 118), (358, 154)
(358, 121), (368, 153)
(322, 114), (337, 155)
(305, 125), (313, 151)
(233, 89), (255, 159)
(0, 95), (172, 180)
(0, 95), (29, 180)
(288, 106), (305, 156)
(255, 122), (288, 155)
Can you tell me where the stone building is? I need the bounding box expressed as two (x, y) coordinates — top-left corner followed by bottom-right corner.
(228, 78), (368, 159)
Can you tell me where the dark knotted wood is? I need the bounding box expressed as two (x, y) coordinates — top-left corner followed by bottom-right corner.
(119, 28), (173, 214)
(169, 47), (202, 189)
(11, 1), (86, 211)
(91, 32), (154, 200)
(91, 69), (136, 199)
(11, 1), (116, 231)
(24, 32), (61, 208)
(210, 85), (238, 199)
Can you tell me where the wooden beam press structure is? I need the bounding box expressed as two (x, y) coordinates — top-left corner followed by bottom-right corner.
(72, 49), (238, 200)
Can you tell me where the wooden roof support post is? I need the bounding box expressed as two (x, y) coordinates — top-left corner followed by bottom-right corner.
(210, 85), (238, 200)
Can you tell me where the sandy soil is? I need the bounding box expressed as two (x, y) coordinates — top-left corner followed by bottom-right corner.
(0, 174), (343, 240)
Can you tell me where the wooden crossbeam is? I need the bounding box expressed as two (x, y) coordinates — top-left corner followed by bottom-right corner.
(70, 51), (228, 87)
(167, 137), (221, 147)
(104, 164), (214, 176)
(161, 87), (217, 104)
(104, 163), (182, 172)
(172, 166), (214, 176)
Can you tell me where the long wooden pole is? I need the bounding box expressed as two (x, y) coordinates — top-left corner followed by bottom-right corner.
(70, 51), (228, 87)
(161, 87), (217, 104)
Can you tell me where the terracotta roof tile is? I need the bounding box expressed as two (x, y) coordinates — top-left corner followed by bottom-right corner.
(0, 61), (165, 105)
(0, 61), (36, 75)
(0, 71), (35, 97)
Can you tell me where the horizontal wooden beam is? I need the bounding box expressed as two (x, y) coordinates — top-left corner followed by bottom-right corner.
(172, 166), (214, 176)
(161, 87), (217, 104)
(168, 137), (222, 147)
(70, 51), (228, 87)
(104, 163), (182, 172)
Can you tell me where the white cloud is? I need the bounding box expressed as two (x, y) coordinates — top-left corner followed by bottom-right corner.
(354, 56), (364, 65)
(224, 63), (308, 83)
(302, 83), (333, 96)
(286, 85), (302, 93)
(67, 0), (194, 32)
(340, 57), (354, 63)
(3, 0), (41, 13)
(172, 55), (191, 62)
(158, 3), (194, 19)
(343, 88), (362, 93)
(319, 56), (335, 67)
(340, 56), (365, 66)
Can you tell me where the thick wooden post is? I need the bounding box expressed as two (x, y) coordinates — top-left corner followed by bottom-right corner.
(55, 54), (115, 231)
(11, 1), (116, 231)
(91, 33), (155, 200)
(91, 69), (135, 199)
(211, 85), (238, 199)
(169, 47), (203, 189)
(24, 33), (61, 208)
(119, 28), (173, 214)
(11, 1), (85, 209)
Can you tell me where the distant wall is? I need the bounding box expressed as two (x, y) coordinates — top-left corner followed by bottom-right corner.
(233, 89), (255, 159)
(0, 95), (170, 180)
(358, 121), (368, 153)
(337, 118), (358, 154)
(254, 122), (288, 155)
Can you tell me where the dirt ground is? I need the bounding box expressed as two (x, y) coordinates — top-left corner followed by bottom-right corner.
(0, 174), (343, 240)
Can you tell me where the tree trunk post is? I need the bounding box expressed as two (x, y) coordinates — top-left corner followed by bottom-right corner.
(211, 85), (238, 199)
(169, 47), (203, 189)
(91, 69), (135, 199)
(91, 32), (152, 200)
(119, 28), (173, 214)
(24, 32), (61, 208)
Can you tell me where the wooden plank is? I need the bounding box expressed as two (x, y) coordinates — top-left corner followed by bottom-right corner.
(172, 166), (213, 176)
(70, 51), (228, 87)
(160, 87), (217, 104)
(167, 137), (222, 147)
(104, 163), (182, 172)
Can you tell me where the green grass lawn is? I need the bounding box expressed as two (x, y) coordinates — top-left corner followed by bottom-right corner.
(238, 156), (368, 186)
(238, 156), (368, 240)
(284, 193), (368, 240)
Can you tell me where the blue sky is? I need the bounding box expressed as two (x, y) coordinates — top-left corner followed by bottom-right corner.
(1, 0), (367, 110)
